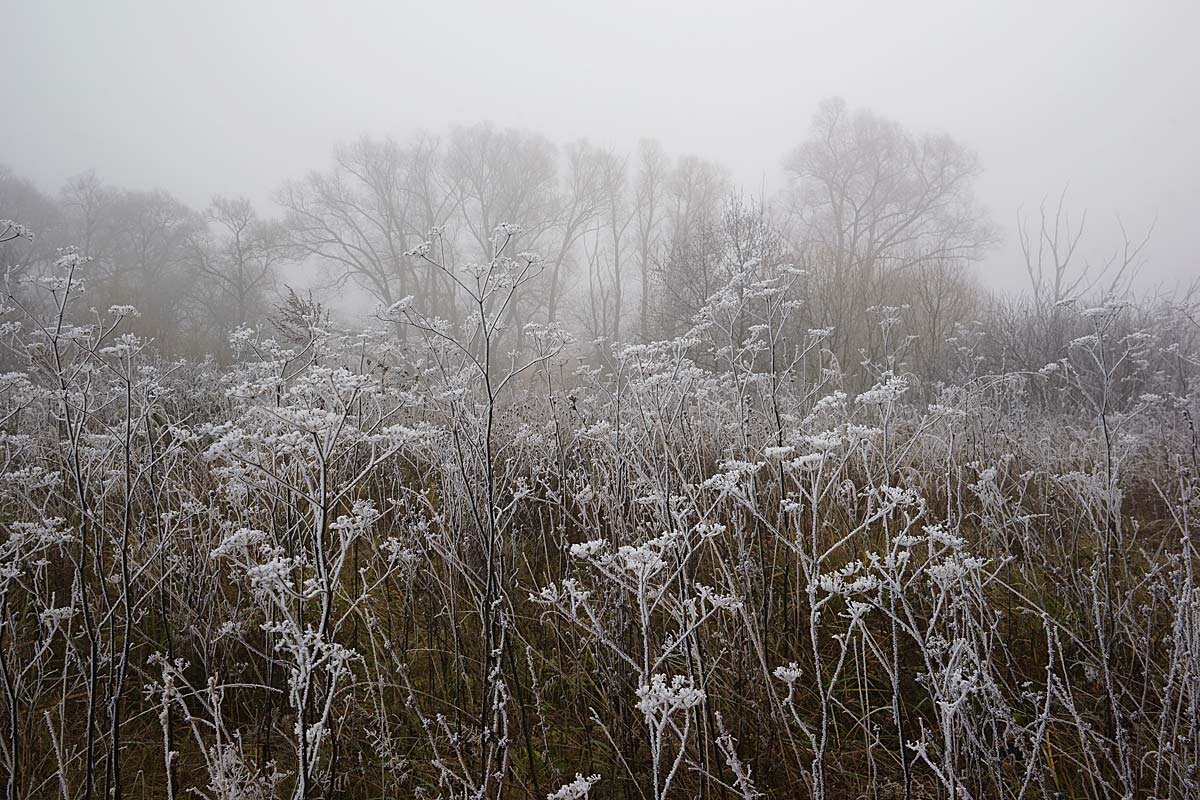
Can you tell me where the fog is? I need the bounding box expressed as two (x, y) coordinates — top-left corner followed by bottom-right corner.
(7, 6), (1200, 798)
(4, 1), (1196, 295)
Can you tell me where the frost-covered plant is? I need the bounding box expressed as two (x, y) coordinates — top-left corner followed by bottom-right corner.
(0, 218), (1197, 800)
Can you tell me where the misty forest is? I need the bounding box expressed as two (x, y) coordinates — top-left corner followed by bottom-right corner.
(2, 6), (1200, 800)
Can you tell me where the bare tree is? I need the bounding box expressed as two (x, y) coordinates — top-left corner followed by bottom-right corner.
(280, 137), (433, 313)
(541, 140), (608, 325)
(634, 139), (670, 340)
(60, 170), (106, 258)
(581, 146), (636, 344)
(995, 190), (1154, 370)
(905, 255), (979, 384)
(1019, 189), (1150, 308)
(784, 98), (994, 371)
(77, 186), (203, 349)
(187, 196), (294, 338)
(646, 154), (729, 337)
(445, 123), (559, 261)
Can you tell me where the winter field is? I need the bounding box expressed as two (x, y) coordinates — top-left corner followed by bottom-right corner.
(2, 211), (1199, 800)
(0, 90), (1199, 799)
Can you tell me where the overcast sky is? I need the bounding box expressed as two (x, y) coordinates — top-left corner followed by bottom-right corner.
(3, 0), (1197, 292)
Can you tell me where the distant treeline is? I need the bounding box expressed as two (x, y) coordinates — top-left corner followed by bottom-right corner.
(2, 98), (1194, 385)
